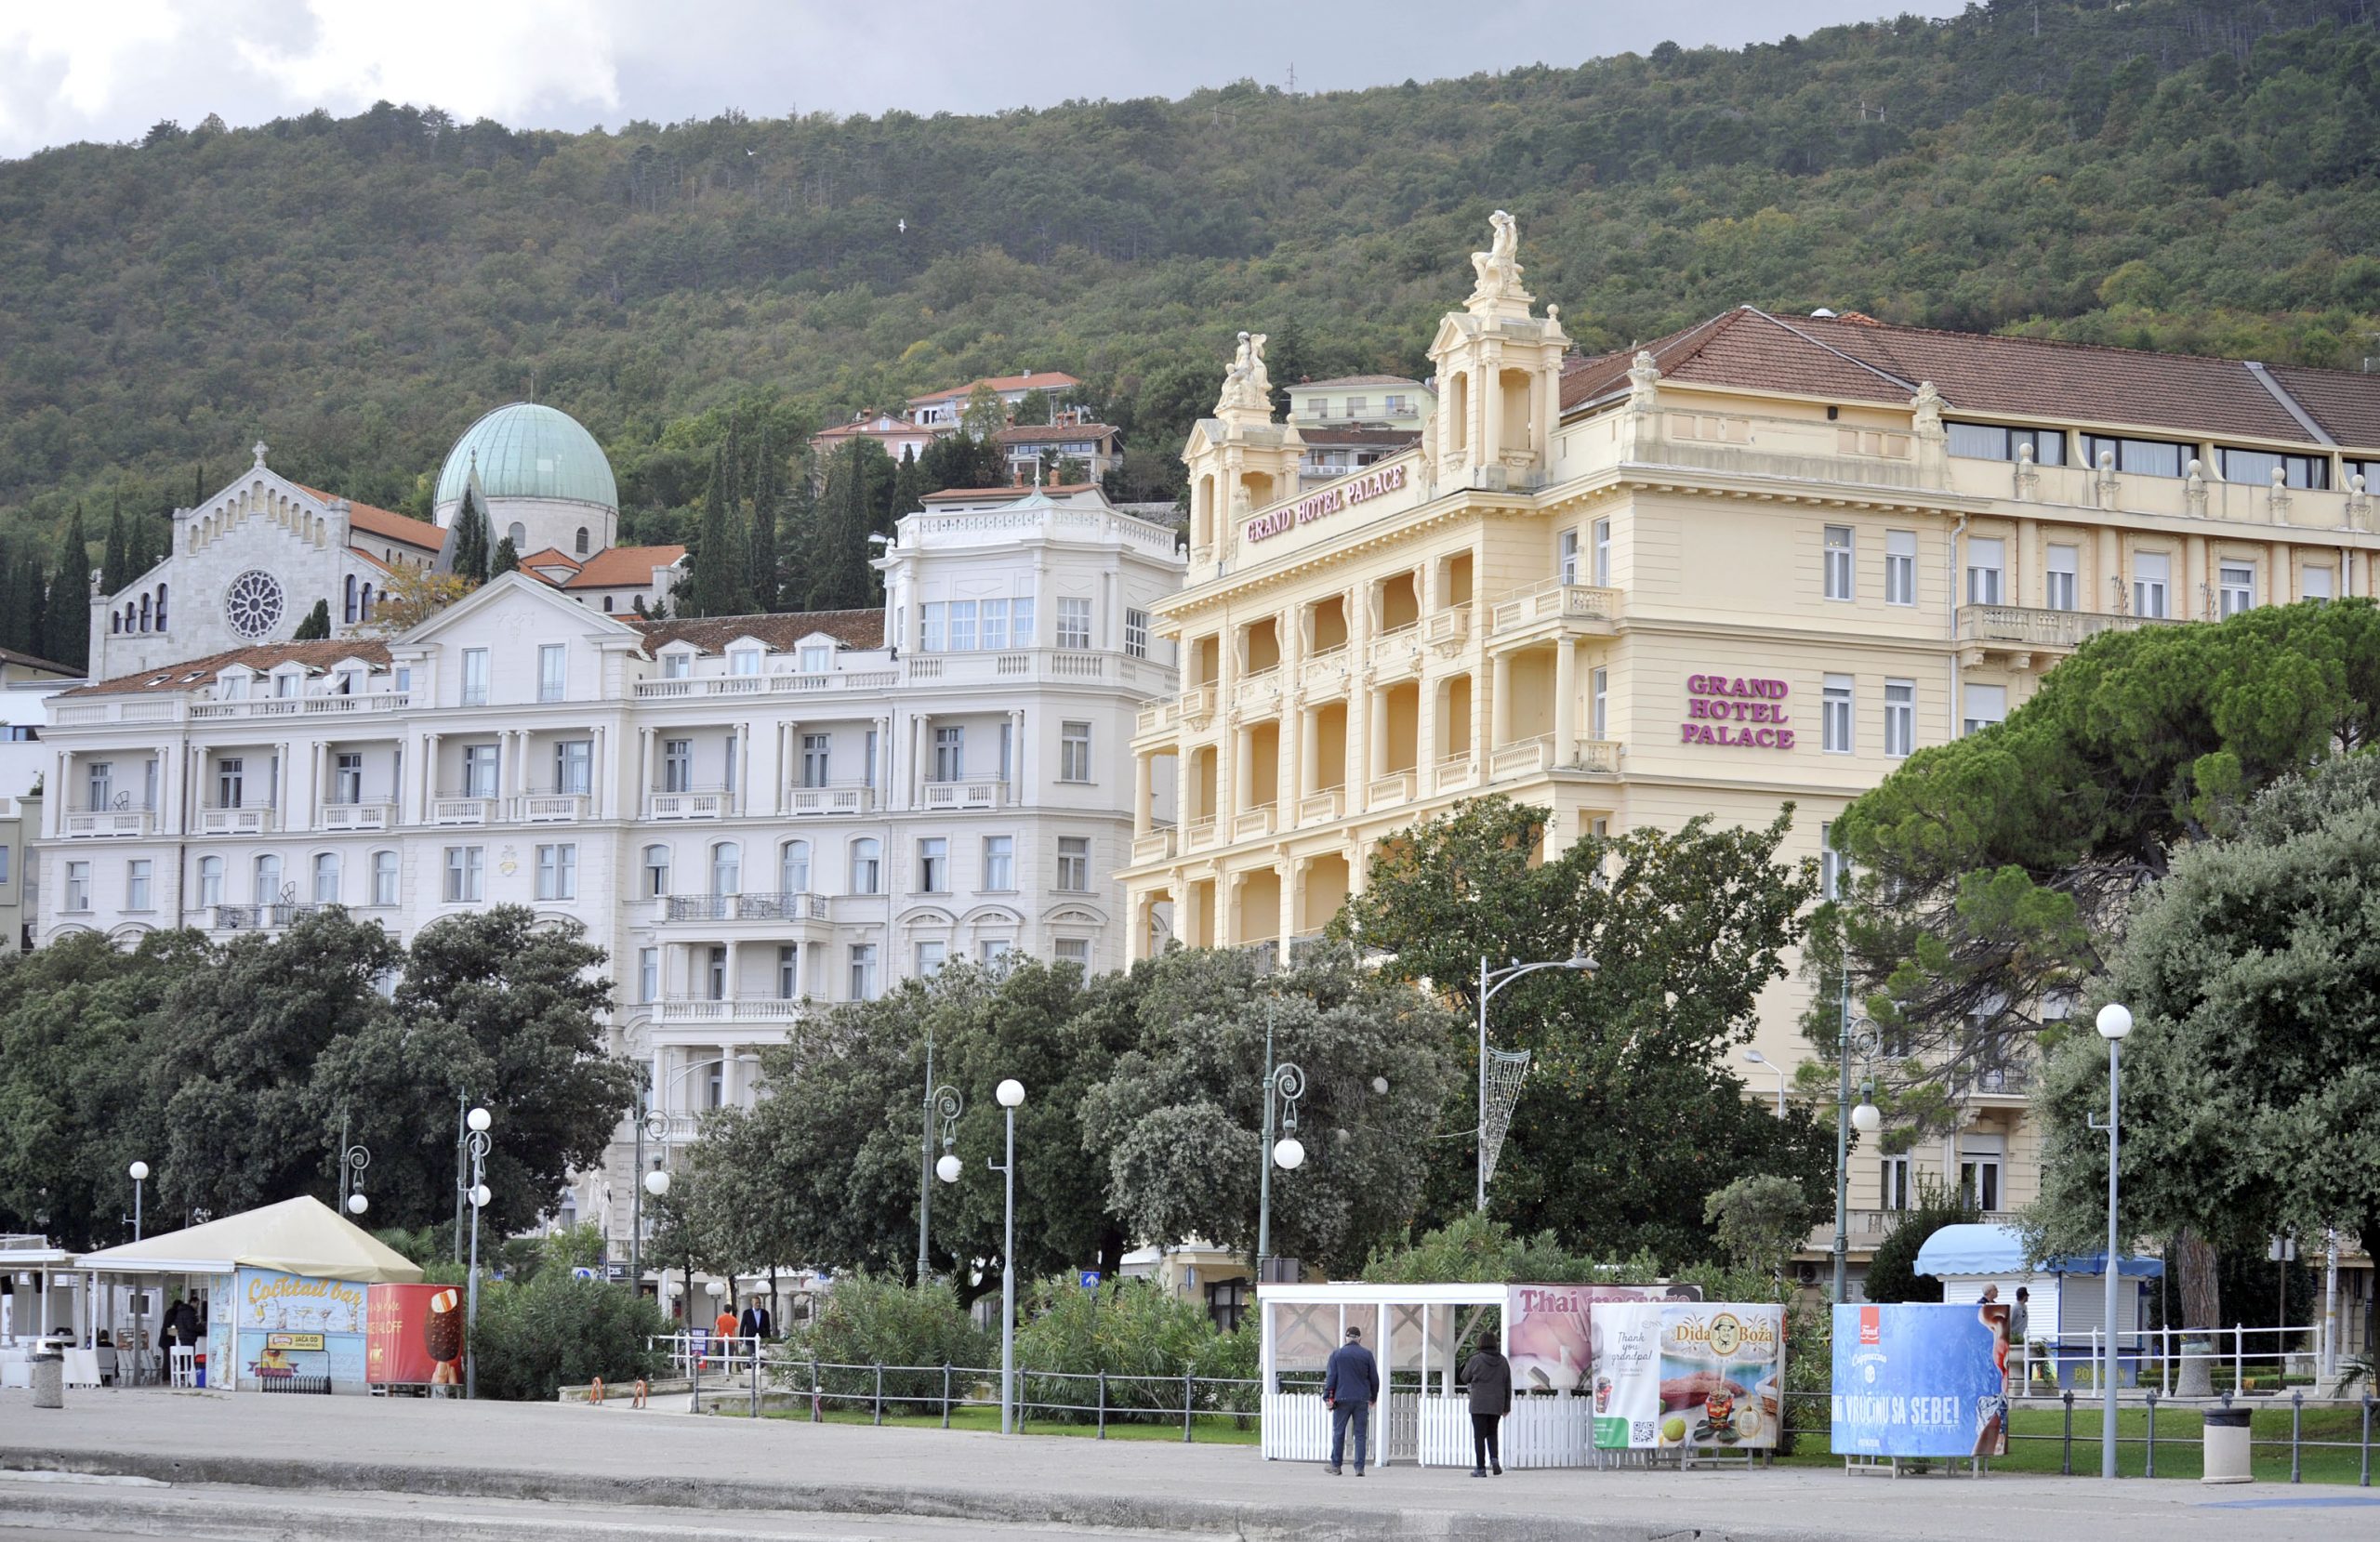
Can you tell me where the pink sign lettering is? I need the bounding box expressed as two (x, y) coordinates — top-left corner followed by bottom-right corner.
(1244, 461), (1408, 545)
(1681, 673), (1793, 749)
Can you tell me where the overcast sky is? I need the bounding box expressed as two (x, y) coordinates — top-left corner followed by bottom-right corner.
(1, 1), (1965, 161)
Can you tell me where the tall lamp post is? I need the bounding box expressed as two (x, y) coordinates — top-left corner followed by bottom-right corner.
(991, 1077), (1025, 1434)
(128, 1161), (148, 1241)
(460, 1106), (492, 1400)
(2094, 1001), (2133, 1481)
(1254, 1000), (1306, 1283)
(1831, 988), (1880, 1302)
(628, 1053), (756, 1295)
(1474, 951), (1596, 1211)
(337, 1108), (372, 1215)
(919, 1083), (962, 1281)
(1742, 1049), (1788, 1118)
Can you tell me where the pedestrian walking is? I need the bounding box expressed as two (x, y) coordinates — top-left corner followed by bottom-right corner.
(1322, 1325), (1379, 1476)
(1460, 1332), (1513, 1477)
(739, 1298), (773, 1340)
(2010, 1286), (2031, 1385)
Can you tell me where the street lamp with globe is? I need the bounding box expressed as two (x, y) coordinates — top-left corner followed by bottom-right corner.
(2094, 1001), (2133, 1480)
(993, 1077), (1025, 1433)
(127, 1161), (149, 1242)
(461, 1107), (492, 1399)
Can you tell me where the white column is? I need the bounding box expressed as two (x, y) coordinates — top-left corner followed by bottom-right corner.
(737, 723), (753, 816)
(310, 741), (327, 828)
(1490, 652), (1512, 749)
(592, 723), (611, 820)
(1011, 707), (1026, 801)
(1133, 753), (1154, 834)
(638, 728), (655, 817)
(1553, 639), (1578, 764)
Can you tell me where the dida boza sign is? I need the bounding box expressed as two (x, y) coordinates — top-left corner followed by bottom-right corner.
(1682, 674), (1793, 749)
(1243, 462), (1408, 545)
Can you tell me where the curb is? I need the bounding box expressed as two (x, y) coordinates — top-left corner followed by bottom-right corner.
(0, 1448), (1851, 1542)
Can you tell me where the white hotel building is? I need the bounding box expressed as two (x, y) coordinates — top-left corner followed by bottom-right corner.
(33, 446), (1183, 1246)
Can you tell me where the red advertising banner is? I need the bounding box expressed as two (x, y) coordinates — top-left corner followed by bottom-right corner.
(365, 1283), (465, 1386)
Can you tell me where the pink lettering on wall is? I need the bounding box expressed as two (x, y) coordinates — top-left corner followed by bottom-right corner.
(1681, 674), (1793, 750)
(1243, 461), (1409, 545)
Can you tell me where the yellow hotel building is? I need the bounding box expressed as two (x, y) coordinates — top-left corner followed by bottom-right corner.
(1121, 215), (2380, 1285)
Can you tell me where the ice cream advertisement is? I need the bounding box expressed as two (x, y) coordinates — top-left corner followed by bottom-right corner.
(1593, 1302), (1784, 1452)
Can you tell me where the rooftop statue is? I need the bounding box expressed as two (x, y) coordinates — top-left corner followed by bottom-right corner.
(1214, 329), (1275, 417)
(1468, 209), (1527, 308)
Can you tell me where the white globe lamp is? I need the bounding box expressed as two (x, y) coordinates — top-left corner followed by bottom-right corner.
(467, 1106), (493, 1133)
(346, 1193), (369, 1217)
(935, 1153), (963, 1184)
(996, 1078), (1025, 1109)
(643, 1168), (671, 1198)
(2096, 1002), (2134, 1041)
(1273, 1137), (1305, 1171)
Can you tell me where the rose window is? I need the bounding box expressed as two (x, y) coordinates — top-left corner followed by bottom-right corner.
(224, 570), (284, 640)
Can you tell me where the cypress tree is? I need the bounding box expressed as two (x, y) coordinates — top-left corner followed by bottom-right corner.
(451, 483), (491, 582)
(292, 599), (332, 640)
(689, 440), (737, 616)
(102, 505), (128, 591)
(747, 425), (780, 613)
(491, 536), (520, 577)
(7, 551), (47, 657)
(43, 507), (92, 672)
(891, 445), (924, 521)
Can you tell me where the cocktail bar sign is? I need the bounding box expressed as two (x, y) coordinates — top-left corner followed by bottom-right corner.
(1682, 675), (1793, 749)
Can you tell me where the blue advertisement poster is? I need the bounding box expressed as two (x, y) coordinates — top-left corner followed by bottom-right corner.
(232, 1267), (368, 1393)
(1831, 1303), (2012, 1458)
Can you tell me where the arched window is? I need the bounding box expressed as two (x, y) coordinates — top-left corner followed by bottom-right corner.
(139, 595), (152, 632)
(359, 583), (373, 620)
(254, 853), (283, 903)
(343, 574), (359, 624)
(602, 595), (615, 613)
(850, 837), (881, 895)
(196, 856), (224, 907)
(780, 839), (811, 894)
(312, 852), (340, 904)
(710, 841), (741, 896)
(371, 850), (398, 906)
(642, 844), (671, 899)
(575, 527), (590, 556)
(509, 522), (527, 550)
(155, 583), (167, 630)
(111, 611), (121, 635)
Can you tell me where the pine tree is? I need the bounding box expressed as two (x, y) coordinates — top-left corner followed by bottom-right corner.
(102, 505), (128, 592)
(451, 483), (491, 582)
(292, 599), (332, 640)
(43, 507), (92, 672)
(491, 536), (519, 577)
(747, 425), (780, 612)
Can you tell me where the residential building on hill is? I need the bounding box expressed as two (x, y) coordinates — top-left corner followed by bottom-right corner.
(812, 411), (940, 466)
(1121, 215), (2380, 1324)
(994, 421), (1123, 483)
(33, 483), (1184, 1270)
(908, 370), (1081, 429)
(1286, 374), (1433, 433)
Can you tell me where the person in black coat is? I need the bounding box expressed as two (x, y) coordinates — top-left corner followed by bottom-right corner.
(739, 1298), (773, 1340)
(1321, 1325), (1380, 1476)
(1460, 1333), (1514, 1476)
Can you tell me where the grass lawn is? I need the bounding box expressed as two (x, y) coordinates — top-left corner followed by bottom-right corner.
(742, 1402), (1261, 1444)
(1777, 1402), (2374, 1484)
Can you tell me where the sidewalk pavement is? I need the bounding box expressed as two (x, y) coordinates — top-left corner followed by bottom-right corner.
(4, 1388), (2376, 1542)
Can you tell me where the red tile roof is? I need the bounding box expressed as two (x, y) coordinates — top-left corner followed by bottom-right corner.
(562, 545), (686, 589)
(297, 484), (443, 550)
(515, 547), (580, 571)
(1559, 307), (2380, 449)
(632, 610), (881, 657)
(0, 645), (81, 678)
(61, 639), (394, 698)
(994, 422), (1117, 445)
(908, 371), (1079, 406)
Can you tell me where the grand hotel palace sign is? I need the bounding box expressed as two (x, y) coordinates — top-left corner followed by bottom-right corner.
(1244, 463), (1409, 545)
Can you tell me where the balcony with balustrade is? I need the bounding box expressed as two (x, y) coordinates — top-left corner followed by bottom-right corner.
(1488, 581), (1622, 643)
(318, 801), (396, 832)
(920, 778), (1011, 811)
(198, 805), (277, 836)
(1955, 604), (2184, 666)
(787, 783), (878, 817)
(647, 788), (731, 821)
(1487, 735), (1622, 782)
(652, 996), (812, 1025)
(1130, 824), (1178, 863)
(61, 806), (154, 838)
(654, 891), (831, 926)
(212, 902), (322, 932)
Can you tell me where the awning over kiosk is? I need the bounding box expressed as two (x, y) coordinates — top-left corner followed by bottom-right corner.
(1915, 1222), (2163, 1280)
(73, 1196), (424, 1284)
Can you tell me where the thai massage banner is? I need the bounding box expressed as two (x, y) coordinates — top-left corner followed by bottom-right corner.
(1831, 1303), (2012, 1458)
(1593, 1302), (1783, 1452)
(365, 1283), (466, 1387)
(1505, 1282), (1702, 1395)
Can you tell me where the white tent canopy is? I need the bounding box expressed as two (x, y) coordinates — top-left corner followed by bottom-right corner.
(73, 1196), (424, 1284)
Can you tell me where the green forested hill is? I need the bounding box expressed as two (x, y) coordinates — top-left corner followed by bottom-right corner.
(7, 0), (2380, 563)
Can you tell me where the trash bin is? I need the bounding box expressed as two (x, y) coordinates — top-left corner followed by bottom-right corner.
(2202, 1404), (2253, 1483)
(30, 1351), (64, 1410)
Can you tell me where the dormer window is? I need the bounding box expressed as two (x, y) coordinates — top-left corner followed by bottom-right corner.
(730, 648), (762, 677)
(800, 644), (831, 673)
(272, 670), (301, 698)
(221, 673), (250, 700)
(663, 652), (692, 680)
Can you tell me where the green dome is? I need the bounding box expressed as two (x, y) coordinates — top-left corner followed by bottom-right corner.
(435, 403), (617, 513)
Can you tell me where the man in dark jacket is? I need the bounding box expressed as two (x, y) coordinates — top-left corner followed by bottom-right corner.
(739, 1298), (773, 1341)
(1321, 1325), (1380, 1475)
(1460, 1333), (1514, 1476)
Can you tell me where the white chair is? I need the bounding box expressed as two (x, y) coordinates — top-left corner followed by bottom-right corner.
(170, 1345), (196, 1388)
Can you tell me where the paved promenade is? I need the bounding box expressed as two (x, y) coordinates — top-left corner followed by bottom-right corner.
(3, 1388), (2376, 1542)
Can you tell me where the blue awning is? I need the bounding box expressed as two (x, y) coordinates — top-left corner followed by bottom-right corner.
(1914, 1223), (2163, 1280)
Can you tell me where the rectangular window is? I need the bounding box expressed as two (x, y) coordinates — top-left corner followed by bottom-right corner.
(1884, 530), (1916, 606)
(663, 739), (692, 793)
(777, 944), (800, 1000)
(1880, 1155), (1912, 1212)
(1557, 529), (1580, 586)
(800, 643), (831, 673)
(706, 945), (727, 1001)
(126, 859), (152, 911)
(443, 846), (483, 903)
(1884, 680), (1915, 758)
(922, 602), (946, 652)
(554, 740), (591, 796)
(638, 947), (658, 1004)
(1964, 537), (2005, 605)
(729, 648), (760, 676)
(2044, 544), (2079, 612)
(0, 843), (10, 888)
(373, 850), (399, 906)
(864, 729), (879, 790)
(1947, 422), (2065, 466)
(2082, 434), (2186, 478)
(463, 744), (498, 799)
(852, 841), (880, 894)
(311, 852), (337, 904)
(1011, 597), (1036, 647)
(1822, 675), (1854, 755)
(1055, 836), (1090, 891)
(1963, 683), (2009, 736)
(462, 648), (490, 706)
(1960, 1157), (2003, 1212)
(2218, 447), (2329, 490)
(1125, 609), (1150, 659)
(918, 837), (948, 893)
(536, 843), (577, 901)
(2218, 562), (2255, 618)
(1819, 821), (1843, 902)
(217, 758), (244, 809)
(1823, 525), (1854, 600)
(1593, 518), (1612, 588)
(723, 729), (737, 794)
(1590, 667), (1608, 741)
(999, 719), (1013, 784)
(1056, 597), (1092, 650)
(663, 652), (691, 679)
(849, 943), (880, 1001)
(333, 752), (364, 805)
(1060, 720), (1091, 782)
(64, 860), (90, 911)
(2304, 565), (2334, 602)
(947, 600), (977, 652)
(982, 835), (1014, 891)
(979, 598), (1010, 651)
(979, 938), (1014, 965)
(643, 846), (671, 898)
(1053, 937), (1091, 966)
(2133, 551), (2172, 619)
(538, 644), (565, 703)
(916, 940), (946, 978)
(932, 726), (964, 783)
(800, 733), (830, 788)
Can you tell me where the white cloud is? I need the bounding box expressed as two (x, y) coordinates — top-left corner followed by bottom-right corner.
(230, 1), (622, 126)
